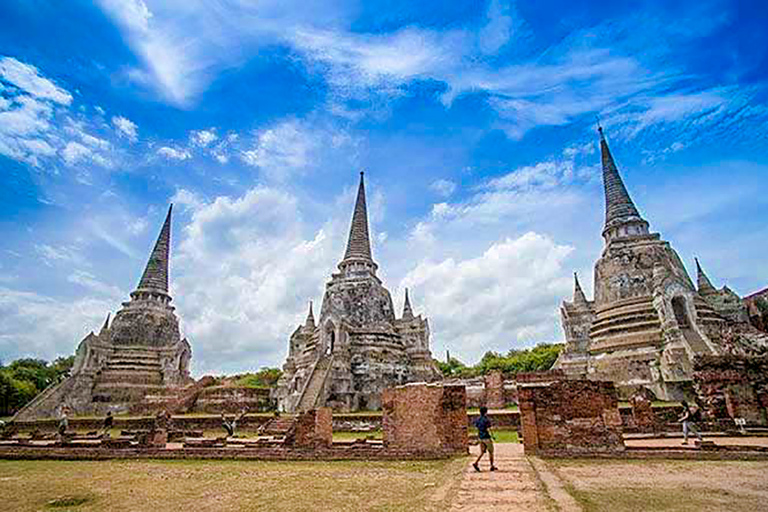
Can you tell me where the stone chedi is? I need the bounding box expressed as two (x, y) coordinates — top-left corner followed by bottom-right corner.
(555, 128), (768, 400)
(14, 206), (192, 420)
(277, 173), (441, 412)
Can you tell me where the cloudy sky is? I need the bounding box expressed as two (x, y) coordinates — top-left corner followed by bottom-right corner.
(1, 0), (767, 375)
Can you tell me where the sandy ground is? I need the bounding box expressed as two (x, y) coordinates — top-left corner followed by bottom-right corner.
(625, 435), (768, 449)
(552, 457), (768, 511)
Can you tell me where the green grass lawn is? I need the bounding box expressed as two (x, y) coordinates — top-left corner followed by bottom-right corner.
(0, 458), (466, 512)
(468, 428), (518, 443)
(333, 430), (383, 441)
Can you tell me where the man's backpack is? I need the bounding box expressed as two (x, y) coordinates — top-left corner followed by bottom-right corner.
(690, 406), (702, 422)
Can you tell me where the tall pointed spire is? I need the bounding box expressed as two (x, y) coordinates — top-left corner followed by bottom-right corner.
(99, 313), (111, 335)
(402, 288), (414, 319)
(573, 272), (588, 305)
(136, 204), (172, 295)
(695, 258), (717, 296)
(304, 301), (316, 330)
(599, 127), (648, 241)
(342, 172), (374, 263)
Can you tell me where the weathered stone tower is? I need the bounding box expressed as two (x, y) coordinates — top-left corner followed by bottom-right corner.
(556, 128), (768, 400)
(276, 173), (441, 412)
(14, 205), (193, 420)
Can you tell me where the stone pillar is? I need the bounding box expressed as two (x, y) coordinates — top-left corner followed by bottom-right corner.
(484, 371), (505, 409)
(382, 383), (467, 455)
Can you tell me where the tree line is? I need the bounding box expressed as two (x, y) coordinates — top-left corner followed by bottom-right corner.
(436, 343), (562, 378)
(0, 357), (74, 417)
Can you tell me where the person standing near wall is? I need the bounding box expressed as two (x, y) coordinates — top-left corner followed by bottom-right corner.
(100, 411), (114, 437)
(679, 400), (703, 445)
(473, 406), (498, 472)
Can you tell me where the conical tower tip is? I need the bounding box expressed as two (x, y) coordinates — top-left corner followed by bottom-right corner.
(135, 204), (173, 296)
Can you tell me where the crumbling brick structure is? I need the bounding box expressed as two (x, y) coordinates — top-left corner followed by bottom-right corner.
(628, 390), (661, 434)
(382, 383), (467, 455)
(693, 355), (768, 426)
(484, 371), (505, 409)
(284, 408), (333, 448)
(518, 371), (624, 456)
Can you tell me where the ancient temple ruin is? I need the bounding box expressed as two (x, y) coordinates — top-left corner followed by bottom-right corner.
(14, 206), (193, 420)
(276, 173), (441, 412)
(555, 128), (768, 400)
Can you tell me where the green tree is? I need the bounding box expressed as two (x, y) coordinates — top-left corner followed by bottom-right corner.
(0, 370), (39, 416)
(459, 343), (563, 377)
(436, 357), (475, 377)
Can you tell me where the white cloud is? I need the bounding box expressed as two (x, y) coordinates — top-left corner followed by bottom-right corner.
(241, 121), (311, 172)
(67, 270), (124, 300)
(170, 188), (205, 211)
(0, 58), (71, 166)
(173, 186), (341, 373)
(478, 0), (516, 55)
(96, 0), (349, 106)
(240, 119), (357, 181)
(190, 128), (217, 147)
(157, 146), (191, 160)
(127, 217), (149, 236)
(61, 141), (111, 167)
(35, 244), (87, 268)
(0, 287), (113, 363)
(112, 115), (138, 142)
(0, 57), (72, 105)
(430, 179), (457, 197)
(401, 233), (573, 361)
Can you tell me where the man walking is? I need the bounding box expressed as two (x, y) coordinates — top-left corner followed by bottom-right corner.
(473, 406), (498, 472)
(679, 400), (703, 445)
(100, 411), (114, 438)
(57, 407), (69, 442)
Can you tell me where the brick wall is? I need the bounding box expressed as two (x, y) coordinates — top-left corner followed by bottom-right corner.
(289, 408), (332, 448)
(484, 371), (505, 409)
(693, 355), (768, 426)
(382, 383), (467, 455)
(518, 372), (624, 457)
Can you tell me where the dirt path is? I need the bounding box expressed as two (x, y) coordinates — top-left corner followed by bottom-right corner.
(449, 443), (566, 511)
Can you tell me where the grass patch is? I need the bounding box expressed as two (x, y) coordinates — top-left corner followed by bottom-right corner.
(46, 495), (92, 508)
(0, 457), (465, 512)
(333, 430), (382, 441)
(467, 428), (518, 443)
(466, 406), (519, 413)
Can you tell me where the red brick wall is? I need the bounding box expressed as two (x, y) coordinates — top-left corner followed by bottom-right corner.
(382, 383), (467, 454)
(694, 355), (768, 426)
(291, 408), (332, 448)
(484, 371), (504, 409)
(518, 374), (625, 457)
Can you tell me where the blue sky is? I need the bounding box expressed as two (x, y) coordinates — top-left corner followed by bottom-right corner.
(1, 0), (767, 375)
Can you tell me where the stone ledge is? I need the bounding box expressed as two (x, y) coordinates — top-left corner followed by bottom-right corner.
(0, 445), (462, 461)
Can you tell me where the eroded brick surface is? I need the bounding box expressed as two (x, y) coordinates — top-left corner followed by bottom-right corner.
(382, 383), (467, 455)
(518, 373), (625, 457)
(694, 355), (768, 426)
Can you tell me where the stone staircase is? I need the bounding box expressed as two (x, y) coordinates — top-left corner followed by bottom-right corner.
(681, 328), (714, 355)
(296, 355), (332, 411)
(91, 346), (166, 403)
